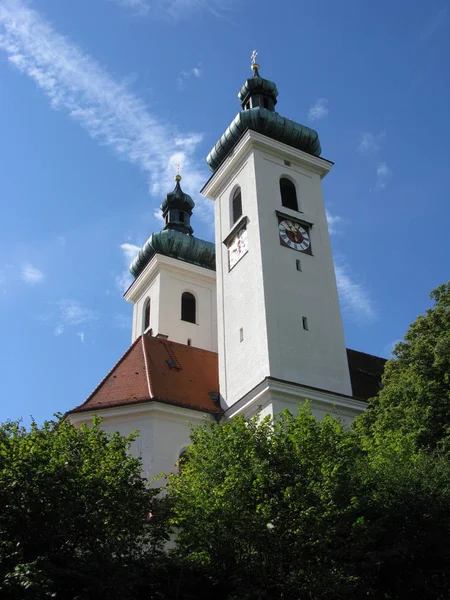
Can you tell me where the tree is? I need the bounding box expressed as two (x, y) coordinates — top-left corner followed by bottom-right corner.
(356, 282), (450, 454)
(0, 416), (168, 600)
(167, 407), (450, 599)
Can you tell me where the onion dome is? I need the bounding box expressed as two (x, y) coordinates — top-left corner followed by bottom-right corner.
(130, 229), (215, 279)
(161, 174), (195, 235)
(206, 54), (322, 173)
(129, 174), (216, 280)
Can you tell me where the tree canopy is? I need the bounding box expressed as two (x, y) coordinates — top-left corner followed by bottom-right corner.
(167, 409), (450, 599)
(356, 282), (450, 454)
(0, 416), (167, 600)
(167, 282), (450, 599)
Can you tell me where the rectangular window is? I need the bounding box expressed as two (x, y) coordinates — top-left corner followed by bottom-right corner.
(187, 338), (192, 346)
(296, 259), (302, 271)
(239, 327), (244, 342)
(302, 317), (308, 331)
(284, 159), (291, 167)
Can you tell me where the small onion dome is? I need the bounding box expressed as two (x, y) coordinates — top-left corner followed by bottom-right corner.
(161, 176), (195, 215)
(238, 76), (279, 110)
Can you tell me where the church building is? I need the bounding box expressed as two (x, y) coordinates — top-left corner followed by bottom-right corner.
(67, 57), (385, 481)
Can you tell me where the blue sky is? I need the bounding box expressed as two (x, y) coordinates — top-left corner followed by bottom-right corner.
(0, 0), (449, 424)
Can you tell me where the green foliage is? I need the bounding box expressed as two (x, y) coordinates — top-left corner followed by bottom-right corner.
(356, 282), (450, 454)
(168, 405), (450, 599)
(0, 415), (168, 599)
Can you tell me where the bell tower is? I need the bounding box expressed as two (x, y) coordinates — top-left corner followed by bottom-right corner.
(125, 175), (217, 352)
(202, 54), (353, 417)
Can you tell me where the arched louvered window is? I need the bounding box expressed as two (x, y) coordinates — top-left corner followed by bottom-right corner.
(181, 292), (196, 324)
(280, 177), (298, 211)
(232, 187), (242, 224)
(143, 297), (150, 332)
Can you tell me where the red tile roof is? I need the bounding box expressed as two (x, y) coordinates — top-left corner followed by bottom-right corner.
(68, 334), (221, 415)
(69, 336), (386, 417)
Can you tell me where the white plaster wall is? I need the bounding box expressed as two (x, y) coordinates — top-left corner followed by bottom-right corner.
(131, 272), (161, 342)
(210, 136), (352, 408)
(226, 381), (365, 428)
(253, 149), (352, 396)
(70, 404), (214, 484)
(128, 256), (217, 352)
(157, 268), (217, 351)
(214, 153), (271, 406)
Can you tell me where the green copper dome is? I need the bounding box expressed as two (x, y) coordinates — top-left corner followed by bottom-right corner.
(130, 175), (215, 280)
(206, 65), (322, 173)
(130, 229), (215, 278)
(206, 107), (321, 172)
(238, 76), (278, 107)
(161, 177), (195, 215)
(161, 175), (195, 236)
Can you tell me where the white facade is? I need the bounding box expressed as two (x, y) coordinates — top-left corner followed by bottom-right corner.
(69, 403), (215, 485)
(202, 130), (353, 410)
(69, 112), (372, 485)
(125, 253), (218, 352)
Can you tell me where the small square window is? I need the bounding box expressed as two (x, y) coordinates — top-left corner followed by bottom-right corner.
(284, 160), (291, 167)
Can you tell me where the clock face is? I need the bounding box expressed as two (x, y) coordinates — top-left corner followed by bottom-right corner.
(228, 226), (248, 269)
(278, 219), (311, 253)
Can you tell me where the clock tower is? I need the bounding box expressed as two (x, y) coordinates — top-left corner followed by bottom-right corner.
(202, 56), (354, 419)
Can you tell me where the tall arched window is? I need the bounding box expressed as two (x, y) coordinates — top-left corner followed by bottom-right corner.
(181, 292), (196, 324)
(232, 187), (242, 224)
(280, 177), (298, 211)
(143, 297), (150, 332)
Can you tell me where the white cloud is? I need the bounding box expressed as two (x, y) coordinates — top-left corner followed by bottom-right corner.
(116, 271), (133, 293)
(153, 208), (164, 226)
(116, 243), (140, 293)
(111, 0), (151, 14)
(358, 131), (385, 154)
(56, 235), (66, 247)
(308, 98), (329, 122)
(334, 261), (376, 321)
(54, 299), (95, 326)
(177, 65), (202, 89)
(110, 0), (234, 18)
(375, 162), (392, 190)
(21, 263), (45, 285)
(47, 299), (94, 337)
(77, 331), (85, 343)
(120, 242), (141, 262)
(420, 7), (448, 42)
(326, 210), (342, 235)
(0, 0), (208, 208)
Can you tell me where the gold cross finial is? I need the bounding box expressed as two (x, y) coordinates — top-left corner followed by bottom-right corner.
(175, 163), (182, 182)
(251, 49), (259, 74)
